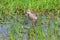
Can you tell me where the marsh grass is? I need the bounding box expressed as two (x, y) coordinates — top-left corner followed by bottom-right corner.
(0, 0), (60, 40)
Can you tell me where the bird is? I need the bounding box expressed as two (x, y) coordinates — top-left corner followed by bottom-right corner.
(26, 9), (38, 25)
(26, 9), (37, 21)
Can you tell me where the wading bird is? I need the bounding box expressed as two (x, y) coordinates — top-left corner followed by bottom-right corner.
(26, 9), (37, 25)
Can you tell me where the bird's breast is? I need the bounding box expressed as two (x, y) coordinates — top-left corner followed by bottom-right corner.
(29, 14), (37, 20)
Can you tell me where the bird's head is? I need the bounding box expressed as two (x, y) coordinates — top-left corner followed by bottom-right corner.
(26, 9), (31, 14)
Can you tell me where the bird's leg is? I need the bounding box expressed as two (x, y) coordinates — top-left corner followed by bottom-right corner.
(30, 21), (36, 26)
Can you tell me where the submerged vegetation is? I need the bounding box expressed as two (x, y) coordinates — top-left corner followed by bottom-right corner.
(0, 0), (60, 40)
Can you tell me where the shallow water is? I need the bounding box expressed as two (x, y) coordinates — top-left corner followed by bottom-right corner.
(0, 14), (59, 40)
(0, 24), (8, 36)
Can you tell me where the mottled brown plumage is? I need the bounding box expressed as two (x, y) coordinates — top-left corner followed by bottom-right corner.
(26, 9), (37, 22)
(26, 9), (38, 26)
